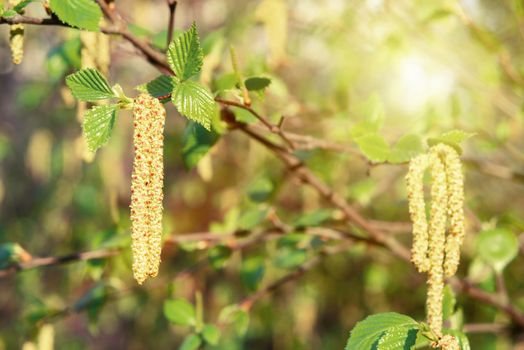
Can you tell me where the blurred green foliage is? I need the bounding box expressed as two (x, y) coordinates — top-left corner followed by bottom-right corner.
(0, 0), (524, 349)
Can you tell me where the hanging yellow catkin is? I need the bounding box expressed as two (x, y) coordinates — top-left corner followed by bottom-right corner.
(130, 94), (165, 284)
(439, 145), (465, 277)
(406, 143), (465, 348)
(406, 154), (430, 273)
(426, 151), (447, 338)
(9, 0), (24, 65)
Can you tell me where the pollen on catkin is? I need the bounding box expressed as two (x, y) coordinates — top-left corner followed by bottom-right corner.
(426, 152), (447, 338)
(435, 334), (460, 350)
(130, 94), (165, 285)
(9, 0), (25, 65)
(406, 143), (466, 343)
(406, 154), (430, 273)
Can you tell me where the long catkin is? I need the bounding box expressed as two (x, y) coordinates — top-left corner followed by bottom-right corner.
(130, 94), (165, 284)
(9, 0), (24, 65)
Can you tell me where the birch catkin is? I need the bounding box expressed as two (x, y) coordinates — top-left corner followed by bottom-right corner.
(9, 0), (24, 65)
(405, 143), (465, 347)
(130, 94), (165, 284)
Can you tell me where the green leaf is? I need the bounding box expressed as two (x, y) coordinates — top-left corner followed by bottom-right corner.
(245, 77), (271, 91)
(476, 228), (518, 272)
(208, 245), (232, 269)
(387, 134), (424, 164)
(82, 104), (118, 153)
(355, 133), (390, 163)
(66, 69), (115, 101)
(202, 324), (221, 345)
(172, 80), (215, 130)
(294, 209), (332, 228)
(137, 75), (175, 102)
(376, 326), (418, 350)
(13, 0), (33, 12)
(0, 243), (30, 268)
(248, 177), (274, 202)
(179, 334), (201, 350)
(238, 208), (268, 230)
(345, 313), (420, 350)
(182, 121), (220, 169)
(274, 248), (307, 269)
(350, 120), (381, 139)
(219, 306), (249, 336)
(442, 285), (456, 321)
(2, 9), (17, 18)
(164, 298), (196, 326)
(241, 256), (265, 291)
(49, 0), (102, 31)
(73, 283), (108, 315)
(167, 22), (203, 80)
(427, 130), (475, 154)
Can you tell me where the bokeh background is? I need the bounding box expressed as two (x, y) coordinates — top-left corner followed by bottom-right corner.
(1, 0), (524, 349)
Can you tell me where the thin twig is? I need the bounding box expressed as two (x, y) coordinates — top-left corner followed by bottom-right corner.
(166, 0), (178, 47)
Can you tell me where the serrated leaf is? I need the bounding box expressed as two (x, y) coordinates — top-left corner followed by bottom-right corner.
(82, 104), (117, 153)
(164, 298), (196, 326)
(202, 324), (221, 345)
(66, 69), (115, 101)
(355, 133), (390, 163)
(245, 77), (271, 91)
(376, 326), (418, 350)
(476, 228), (518, 272)
(427, 130), (475, 154)
(49, 0), (102, 31)
(167, 22), (203, 80)
(172, 80), (215, 130)
(137, 75), (175, 102)
(182, 121), (219, 169)
(387, 134), (424, 164)
(179, 334), (201, 350)
(345, 313), (420, 350)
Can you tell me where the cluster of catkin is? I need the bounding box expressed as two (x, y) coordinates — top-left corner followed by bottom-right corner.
(80, 30), (111, 75)
(8, 0), (24, 65)
(130, 94), (166, 284)
(406, 144), (465, 348)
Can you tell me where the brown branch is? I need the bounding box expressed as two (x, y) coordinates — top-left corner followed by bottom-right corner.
(0, 14), (172, 75)
(0, 248), (121, 278)
(166, 0), (178, 47)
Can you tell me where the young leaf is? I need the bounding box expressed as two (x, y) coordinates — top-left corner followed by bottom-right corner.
(66, 69), (115, 101)
(245, 77), (271, 91)
(136, 75), (175, 101)
(241, 256), (265, 291)
(167, 22), (203, 80)
(172, 80), (215, 130)
(355, 133), (390, 163)
(82, 104), (117, 153)
(13, 0), (33, 12)
(345, 313), (420, 350)
(179, 334), (201, 350)
(182, 121), (220, 169)
(164, 298), (196, 326)
(427, 130), (475, 153)
(219, 306), (250, 336)
(293, 209), (332, 228)
(0, 243), (31, 268)
(476, 228), (518, 272)
(387, 134), (424, 164)
(49, 0), (102, 31)
(202, 324), (221, 345)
